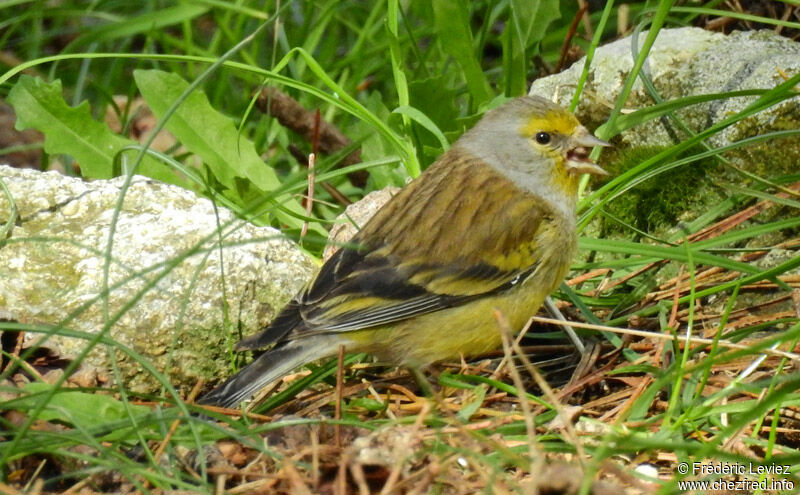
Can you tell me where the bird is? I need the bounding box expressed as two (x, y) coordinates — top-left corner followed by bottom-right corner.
(199, 95), (608, 409)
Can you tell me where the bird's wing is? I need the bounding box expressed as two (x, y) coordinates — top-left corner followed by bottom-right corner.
(237, 148), (557, 349)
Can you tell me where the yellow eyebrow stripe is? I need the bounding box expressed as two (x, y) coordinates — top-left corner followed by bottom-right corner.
(520, 110), (579, 136)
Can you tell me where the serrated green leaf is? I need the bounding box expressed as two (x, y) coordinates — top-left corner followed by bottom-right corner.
(432, 0), (492, 105)
(17, 383), (150, 431)
(504, 1), (560, 96)
(7, 75), (177, 184)
(133, 69), (324, 234)
(510, 0), (561, 49)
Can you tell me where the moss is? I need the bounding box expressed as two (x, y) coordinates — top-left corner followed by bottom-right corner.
(599, 145), (721, 234)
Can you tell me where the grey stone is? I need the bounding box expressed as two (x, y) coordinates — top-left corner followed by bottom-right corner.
(322, 187), (399, 261)
(530, 27), (800, 176)
(0, 165), (315, 393)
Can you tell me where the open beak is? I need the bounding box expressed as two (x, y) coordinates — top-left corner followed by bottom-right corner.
(566, 127), (610, 176)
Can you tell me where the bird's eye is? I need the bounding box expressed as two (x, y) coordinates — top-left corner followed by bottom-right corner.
(535, 131), (551, 145)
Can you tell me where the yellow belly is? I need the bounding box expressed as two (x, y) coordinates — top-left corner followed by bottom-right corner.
(348, 280), (551, 367)
(345, 222), (575, 367)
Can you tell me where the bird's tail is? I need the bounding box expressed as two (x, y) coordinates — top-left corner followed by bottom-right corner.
(198, 339), (334, 409)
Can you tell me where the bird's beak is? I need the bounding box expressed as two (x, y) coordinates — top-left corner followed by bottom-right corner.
(566, 126), (610, 176)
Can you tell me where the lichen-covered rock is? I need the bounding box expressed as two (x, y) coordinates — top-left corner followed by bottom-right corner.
(528, 28), (800, 322)
(0, 165), (316, 393)
(531, 27), (800, 176)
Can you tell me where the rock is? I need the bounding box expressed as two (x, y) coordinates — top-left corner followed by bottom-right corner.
(530, 27), (800, 176)
(0, 165), (315, 393)
(350, 425), (420, 471)
(530, 28), (800, 331)
(322, 187), (399, 261)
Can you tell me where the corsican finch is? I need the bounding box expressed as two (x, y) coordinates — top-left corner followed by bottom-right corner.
(200, 95), (608, 408)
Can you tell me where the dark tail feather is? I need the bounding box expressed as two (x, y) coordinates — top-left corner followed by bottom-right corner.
(198, 341), (327, 409)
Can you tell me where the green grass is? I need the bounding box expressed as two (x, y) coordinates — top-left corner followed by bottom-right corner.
(1, 0), (800, 493)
